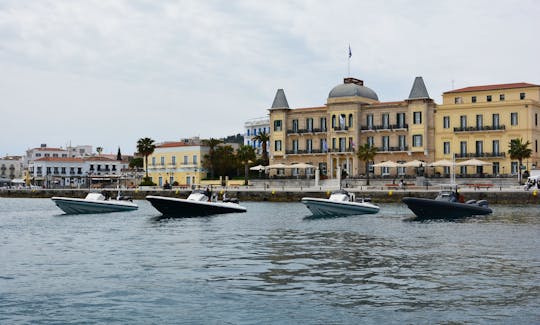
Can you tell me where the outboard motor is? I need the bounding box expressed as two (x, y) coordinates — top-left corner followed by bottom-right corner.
(465, 199), (477, 205)
(476, 200), (489, 207)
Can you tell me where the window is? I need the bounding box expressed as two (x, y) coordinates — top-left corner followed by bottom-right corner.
(476, 114), (483, 129)
(382, 113), (389, 128)
(320, 117), (327, 131)
(413, 112), (422, 124)
(152, 157), (156, 166)
(460, 115), (467, 128)
(444, 142), (450, 154)
(348, 114), (353, 128)
(454, 97), (462, 104)
(476, 141), (483, 155)
(292, 119), (298, 132)
(320, 139), (327, 152)
(511, 112), (518, 126)
(61, 167), (66, 174)
(520, 92), (526, 100)
(396, 113), (406, 128)
(471, 96), (477, 103)
(511, 161), (518, 174)
(172, 156), (176, 165)
(443, 116), (450, 129)
(160, 156), (165, 165)
(382, 136), (389, 150)
(499, 94), (505, 101)
(493, 140), (500, 154)
(460, 141), (467, 155)
(53, 153), (58, 157)
(306, 118), (313, 131)
(292, 139), (298, 153)
(367, 136), (374, 147)
(332, 115), (336, 128)
(398, 135), (406, 150)
(247, 129), (250, 136)
(366, 114), (374, 128)
(332, 138), (336, 149)
(306, 139), (313, 152)
(492, 162), (500, 175)
(273, 120), (282, 131)
(492, 114), (500, 128)
(487, 95), (492, 102)
(183, 156), (188, 164)
(193, 155), (197, 164)
(274, 140), (282, 151)
(412, 135), (423, 147)
(339, 138), (346, 151)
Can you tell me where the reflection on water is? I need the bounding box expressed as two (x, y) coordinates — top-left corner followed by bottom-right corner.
(0, 199), (539, 323)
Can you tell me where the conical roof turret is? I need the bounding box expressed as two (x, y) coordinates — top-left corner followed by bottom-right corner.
(271, 89), (289, 109)
(408, 76), (430, 100)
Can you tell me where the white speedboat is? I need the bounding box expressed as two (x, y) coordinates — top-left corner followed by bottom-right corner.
(52, 192), (138, 214)
(301, 190), (380, 216)
(146, 190), (247, 217)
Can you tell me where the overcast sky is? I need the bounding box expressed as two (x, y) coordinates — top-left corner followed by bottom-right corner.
(1, 0), (539, 156)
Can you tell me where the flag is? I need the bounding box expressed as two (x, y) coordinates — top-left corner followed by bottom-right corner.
(348, 45), (352, 58)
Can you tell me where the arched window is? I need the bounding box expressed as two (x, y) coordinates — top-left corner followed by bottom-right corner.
(348, 114), (353, 128)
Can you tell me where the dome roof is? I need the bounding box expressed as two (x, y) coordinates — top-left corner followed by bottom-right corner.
(328, 83), (378, 100)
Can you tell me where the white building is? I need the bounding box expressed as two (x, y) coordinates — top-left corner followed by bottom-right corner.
(28, 156), (129, 188)
(244, 116), (270, 155)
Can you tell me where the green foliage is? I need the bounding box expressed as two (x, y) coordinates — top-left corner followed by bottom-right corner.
(252, 130), (270, 165)
(139, 177), (156, 186)
(137, 137), (156, 178)
(508, 138), (532, 184)
(202, 138), (223, 179)
(356, 143), (378, 185)
(222, 133), (244, 144)
(237, 145), (257, 185)
(129, 157), (143, 168)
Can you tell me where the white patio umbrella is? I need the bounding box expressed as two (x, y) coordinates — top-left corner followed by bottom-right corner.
(428, 159), (454, 167)
(456, 158), (491, 166)
(401, 159), (425, 167)
(291, 163), (315, 169)
(372, 160), (400, 168)
(249, 164), (266, 171)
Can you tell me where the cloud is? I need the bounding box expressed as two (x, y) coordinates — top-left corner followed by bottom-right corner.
(0, 0), (539, 155)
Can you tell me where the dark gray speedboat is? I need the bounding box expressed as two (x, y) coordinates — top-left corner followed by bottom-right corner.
(402, 188), (492, 219)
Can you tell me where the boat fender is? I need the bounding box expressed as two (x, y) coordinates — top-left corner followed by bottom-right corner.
(476, 200), (488, 207)
(465, 199), (477, 204)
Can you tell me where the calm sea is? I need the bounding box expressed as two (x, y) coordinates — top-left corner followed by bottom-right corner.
(0, 198), (539, 324)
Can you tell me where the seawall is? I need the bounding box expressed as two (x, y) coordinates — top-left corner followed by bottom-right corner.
(2, 188), (540, 204)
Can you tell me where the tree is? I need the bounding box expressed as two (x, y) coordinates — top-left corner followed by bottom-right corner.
(96, 147), (103, 155)
(116, 147), (122, 161)
(213, 145), (236, 180)
(252, 130), (270, 165)
(202, 138), (223, 179)
(356, 143), (378, 185)
(508, 138), (532, 184)
(136, 137), (156, 179)
(236, 145), (256, 185)
(129, 157), (143, 169)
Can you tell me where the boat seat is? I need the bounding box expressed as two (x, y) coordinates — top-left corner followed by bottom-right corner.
(465, 199), (477, 204)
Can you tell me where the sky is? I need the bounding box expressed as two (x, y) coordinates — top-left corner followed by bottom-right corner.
(1, 0), (539, 156)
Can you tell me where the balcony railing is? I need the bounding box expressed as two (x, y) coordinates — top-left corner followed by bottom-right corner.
(286, 127), (327, 135)
(332, 126), (349, 132)
(454, 152), (506, 159)
(360, 124), (408, 131)
(377, 146), (409, 152)
(285, 149), (325, 155)
(328, 147), (355, 153)
(453, 125), (506, 132)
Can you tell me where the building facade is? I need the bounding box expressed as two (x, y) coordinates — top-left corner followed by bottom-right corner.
(269, 77), (436, 178)
(244, 116), (270, 155)
(435, 83), (540, 176)
(145, 142), (210, 187)
(0, 156), (24, 180)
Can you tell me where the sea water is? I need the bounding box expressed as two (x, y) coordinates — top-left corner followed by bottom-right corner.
(0, 198), (539, 324)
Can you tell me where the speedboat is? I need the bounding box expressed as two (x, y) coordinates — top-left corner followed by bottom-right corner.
(301, 189), (380, 216)
(52, 192), (138, 214)
(146, 190), (247, 217)
(402, 187), (492, 219)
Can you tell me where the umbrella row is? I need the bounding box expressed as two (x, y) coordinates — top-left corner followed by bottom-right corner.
(250, 163), (315, 171)
(373, 158), (491, 168)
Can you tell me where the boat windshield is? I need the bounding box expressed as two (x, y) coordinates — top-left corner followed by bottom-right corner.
(187, 191), (209, 202)
(435, 190), (458, 202)
(329, 190), (351, 202)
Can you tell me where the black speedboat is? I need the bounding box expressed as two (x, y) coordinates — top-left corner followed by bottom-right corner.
(146, 190), (247, 217)
(402, 188), (492, 219)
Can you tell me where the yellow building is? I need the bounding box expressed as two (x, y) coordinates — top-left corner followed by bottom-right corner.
(146, 142), (209, 186)
(435, 83), (540, 176)
(269, 77), (436, 178)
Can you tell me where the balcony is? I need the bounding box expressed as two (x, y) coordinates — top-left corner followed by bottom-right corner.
(377, 146), (409, 152)
(285, 149), (325, 155)
(328, 147), (355, 153)
(286, 128), (323, 135)
(360, 124), (408, 132)
(332, 126), (349, 132)
(454, 152), (506, 159)
(453, 125), (506, 133)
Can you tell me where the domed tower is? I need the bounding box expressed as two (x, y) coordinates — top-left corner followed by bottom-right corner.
(328, 77), (379, 103)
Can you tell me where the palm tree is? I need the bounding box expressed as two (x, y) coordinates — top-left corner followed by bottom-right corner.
(356, 143), (378, 185)
(508, 138), (532, 185)
(96, 147), (103, 156)
(252, 130), (270, 165)
(202, 138), (223, 179)
(136, 137), (156, 179)
(236, 145), (256, 185)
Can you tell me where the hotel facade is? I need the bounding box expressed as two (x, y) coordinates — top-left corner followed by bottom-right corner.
(268, 77), (540, 178)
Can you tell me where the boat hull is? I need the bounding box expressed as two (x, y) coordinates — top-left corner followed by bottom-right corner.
(51, 197), (138, 214)
(402, 197), (492, 219)
(146, 195), (247, 217)
(301, 197), (379, 216)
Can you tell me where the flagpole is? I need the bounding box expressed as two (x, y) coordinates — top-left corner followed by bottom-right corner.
(347, 45), (352, 77)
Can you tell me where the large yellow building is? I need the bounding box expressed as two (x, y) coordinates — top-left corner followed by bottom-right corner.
(269, 78), (540, 179)
(269, 77), (436, 178)
(435, 83), (540, 176)
(145, 141), (209, 186)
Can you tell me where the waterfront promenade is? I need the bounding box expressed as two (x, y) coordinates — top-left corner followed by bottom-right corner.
(2, 179), (539, 204)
